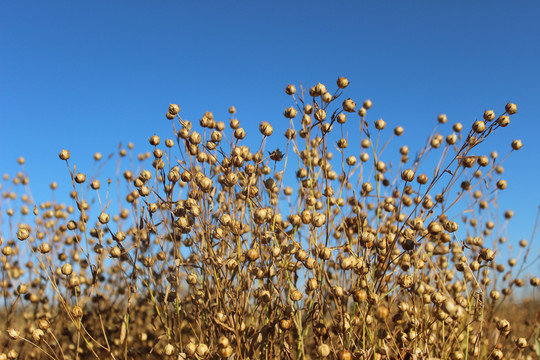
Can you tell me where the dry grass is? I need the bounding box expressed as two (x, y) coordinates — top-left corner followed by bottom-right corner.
(1, 78), (538, 360)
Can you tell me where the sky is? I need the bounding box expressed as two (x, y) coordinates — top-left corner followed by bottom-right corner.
(1, 1), (539, 281)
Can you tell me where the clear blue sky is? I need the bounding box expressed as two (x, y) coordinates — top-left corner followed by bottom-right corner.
(1, 1), (539, 277)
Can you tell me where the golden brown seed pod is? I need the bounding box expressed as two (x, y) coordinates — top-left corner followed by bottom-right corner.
(363, 99), (373, 109)
(17, 225), (30, 241)
(59, 149), (70, 160)
(279, 318), (292, 331)
(284, 107), (298, 119)
(285, 84), (296, 95)
(317, 344), (331, 357)
(7, 328), (20, 340)
(358, 107), (366, 117)
(322, 92), (333, 103)
(314, 109), (327, 122)
(505, 102), (517, 115)
(289, 289), (302, 301)
(401, 169), (415, 182)
(169, 104), (180, 115)
(91, 179), (100, 190)
(337, 77), (349, 88)
(374, 118), (386, 130)
(472, 120), (485, 133)
(98, 212), (109, 224)
(38, 318), (50, 331)
(337, 350), (352, 360)
(417, 173), (428, 184)
(342, 98), (355, 112)
(75, 173), (86, 183)
(511, 139), (522, 150)
(453, 122), (463, 132)
(437, 114), (447, 123)
(61, 263), (73, 275)
(394, 126), (404, 136)
(149, 134), (160, 146)
(496, 179), (507, 190)
(71, 305), (83, 318)
(496, 115), (509, 127)
(483, 110), (495, 121)
(246, 248), (259, 262)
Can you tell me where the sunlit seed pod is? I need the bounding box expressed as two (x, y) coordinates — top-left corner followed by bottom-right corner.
(472, 120), (485, 133)
(505, 102), (517, 115)
(346, 156), (356, 166)
(496, 179), (507, 190)
(496, 115), (509, 127)
(284, 106), (297, 119)
(98, 212), (109, 224)
(314, 109), (327, 122)
(363, 99), (373, 109)
(185, 342), (197, 356)
(530, 277), (539, 286)
(17, 226), (30, 241)
(337, 77), (349, 88)
(322, 92), (333, 103)
(7, 328), (20, 340)
(149, 135), (160, 146)
(394, 126), (404, 136)
(342, 98), (355, 112)
(246, 249), (259, 262)
(289, 289), (302, 301)
(511, 139), (522, 150)
(59, 149), (70, 160)
(39, 243), (51, 253)
(75, 173), (86, 184)
(437, 114), (447, 123)
(285, 84), (296, 95)
(61, 263), (73, 276)
(71, 305), (83, 318)
(38, 319), (50, 331)
(401, 169), (415, 182)
(317, 344), (331, 357)
(453, 122), (463, 132)
(374, 118), (386, 130)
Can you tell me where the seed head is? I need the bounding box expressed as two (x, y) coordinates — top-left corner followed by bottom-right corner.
(317, 344), (331, 357)
(496, 115), (509, 127)
(342, 98), (355, 112)
(17, 225), (30, 241)
(505, 102), (517, 115)
(285, 84), (296, 95)
(284, 107), (297, 119)
(75, 173), (86, 184)
(511, 139), (522, 150)
(149, 135), (160, 146)
(363, 99), (373, 109)
(58, 149), (70, 161)
(375, 118), (386, 130)
(337, 77), (349, 88)
(437, 114), (447, 124)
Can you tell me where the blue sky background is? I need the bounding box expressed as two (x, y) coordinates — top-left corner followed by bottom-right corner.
(1, 1), (539, 283)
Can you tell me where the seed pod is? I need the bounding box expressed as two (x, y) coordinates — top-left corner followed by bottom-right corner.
(318, 344), (331, 357)
(59, 149), (70, 160)
(289, 289), (302, 301)
(437, 114), (447, 123)
(337, 77), (349, 89)
(342, 98), (355, 112)
(285, 84), (296, 95)
(505, 102), (517, 115)
(401, 169), (415, 182)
